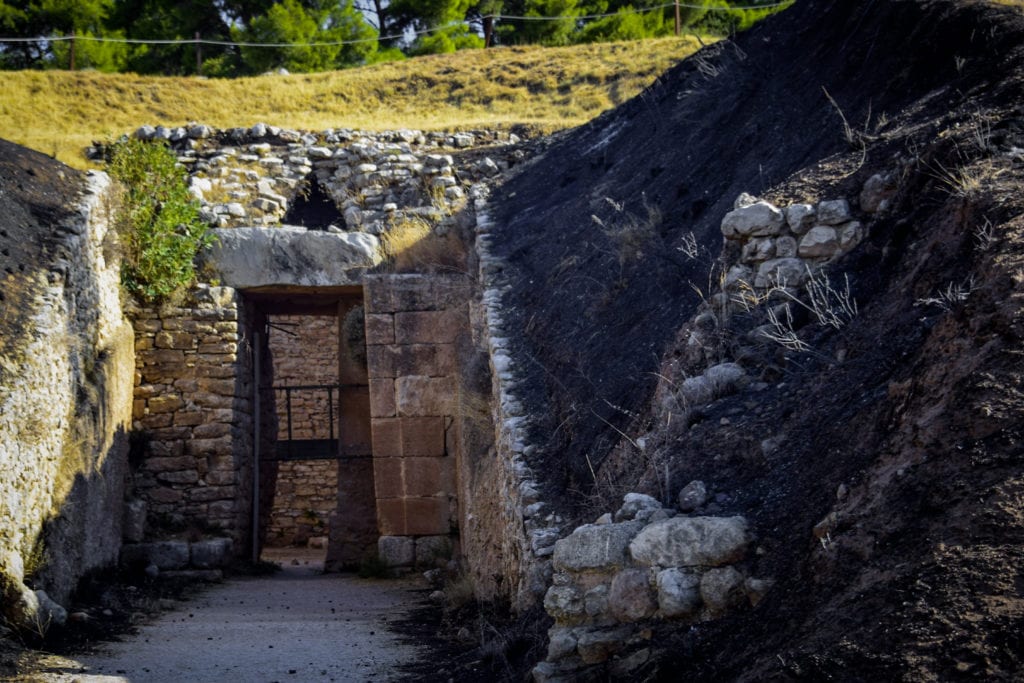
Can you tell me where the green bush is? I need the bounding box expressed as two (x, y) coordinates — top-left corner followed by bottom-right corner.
(108, 138), (214, 303)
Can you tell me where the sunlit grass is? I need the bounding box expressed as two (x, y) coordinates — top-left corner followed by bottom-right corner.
(0, 37), (707, 168)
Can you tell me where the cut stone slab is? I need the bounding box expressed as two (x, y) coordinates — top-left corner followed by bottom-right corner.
(552, 521), (645, 572)
(202, 227), (381, 288)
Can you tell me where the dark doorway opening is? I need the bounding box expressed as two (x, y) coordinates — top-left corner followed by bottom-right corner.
(247, 287), (376, 571)
(282, 175), (346, 229)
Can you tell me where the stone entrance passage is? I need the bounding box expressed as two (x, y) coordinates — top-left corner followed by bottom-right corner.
(247, 289), (376, 570)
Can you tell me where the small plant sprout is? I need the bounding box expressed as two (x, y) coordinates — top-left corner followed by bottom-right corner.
(677, 231), (699, 259)
(915, 277), (977, 312)
(974, 217), (996, 249)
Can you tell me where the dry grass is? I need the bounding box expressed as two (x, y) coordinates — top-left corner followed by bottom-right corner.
(0, 37), (706, 169)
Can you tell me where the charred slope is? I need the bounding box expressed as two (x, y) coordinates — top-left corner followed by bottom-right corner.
(487, 0), (1024, 503)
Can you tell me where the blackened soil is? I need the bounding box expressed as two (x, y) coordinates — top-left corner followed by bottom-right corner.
(485, 0), (1024, 680)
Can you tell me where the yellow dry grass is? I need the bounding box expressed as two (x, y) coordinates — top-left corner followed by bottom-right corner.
(0, 37), (705, 168)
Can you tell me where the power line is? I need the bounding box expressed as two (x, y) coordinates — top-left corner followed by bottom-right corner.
(0, 2), (791, 48)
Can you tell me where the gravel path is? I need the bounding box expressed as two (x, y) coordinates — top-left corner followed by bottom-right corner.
(66, 559), (427, 683)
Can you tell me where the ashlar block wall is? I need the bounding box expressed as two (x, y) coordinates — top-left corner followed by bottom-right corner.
(364, 275), (468, 566)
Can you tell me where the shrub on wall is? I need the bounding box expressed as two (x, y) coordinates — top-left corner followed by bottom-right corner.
(108, 138), (214, 302)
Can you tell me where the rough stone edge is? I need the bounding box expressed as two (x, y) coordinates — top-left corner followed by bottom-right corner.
(474, 189), (561, 612)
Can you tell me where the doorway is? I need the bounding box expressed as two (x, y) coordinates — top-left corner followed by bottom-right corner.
(247, 288), (377, 571)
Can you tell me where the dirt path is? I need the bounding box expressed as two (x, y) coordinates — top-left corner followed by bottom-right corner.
(35, 557), (428, 683)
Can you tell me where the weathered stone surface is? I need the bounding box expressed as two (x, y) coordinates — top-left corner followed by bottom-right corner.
(395, 376), (456, 416)
(754, 257), (808, 288)
(203, 228), (381, 288)
(785, 203), (816, 234)
(816, 198), (851, 225)
(379, 536), (415, 567)
(798, 226), (840, 258)
(553, 521), (644, 572)
(608, 569), (657, 622)
(629, 516), (750, 567)
(860, 172), (896, 213)
(121, 541), (190, 570)
(721, 201), (785, 238)
(577, 627), (634, 664)
(190, 538), (233, 568)
(677, 480), (708, 512)
(656, 568), (702, 618)
(614, 493), (662, 522)
(544, 584), (584, 621)
(547, 627), (579, 660)
(700, 566), (746, 615)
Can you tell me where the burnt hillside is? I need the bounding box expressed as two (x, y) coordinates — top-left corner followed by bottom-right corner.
(486, 0), (1024, 679)
(489, 0), (1024, 497)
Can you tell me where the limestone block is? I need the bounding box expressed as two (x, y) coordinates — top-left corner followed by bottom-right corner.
(816, 199), (851, 225)
(798, 226), (840, 258)
(395, 310), (461, 344)
(147, 395), (184, 414)
(157, 469), (198, 485)
(723, 264), (754, 290)
(614, 493), (663, 523)
(677, 480), (708, 512)
(860, 173), (895, 213)
(552, 521), (644, 572)
(365, 314), (395, 345)
(144, 455), (195, 473)
(608, 569), (657, 622)
(190, 538), (233, 568)
(700, 566), (746, 616)
(629, 516), (750, 567)
(404, 498), (451, 535)
(378, 535), (414, 567)
(775, 235), (798, 258)
(740, 237), (775, 263)
(122, 541), (190, 570)
(785, 203), (816, 234)
(204, 228), (381, 289)
(400, 416), (445, 457)
(839, 221), (865, 251)
(371, 418), (402, 457)
(414, 536), (451, 566)
(720, 201), (785, 239)
(583, 584), (609, 618)
(544, 584), (584, 621)
(576, 627), (633, 664)
(369, 378), (396, 418)
(754, 257), (808, 289)
(155, 330), (195, 349)
(547, 627), (579, 660)
(396, 376), (456, 417)
(404, 456), (454, 497)
(656, 568), (701, 618)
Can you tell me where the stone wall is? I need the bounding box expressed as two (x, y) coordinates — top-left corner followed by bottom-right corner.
(0, 172), (134, 630)
(532, 490), (771, 680)
(365, 274), (469, 569)
(460, 199), (561, 609)
(265, 460), (337, 548)
(129, 285), (255, 551)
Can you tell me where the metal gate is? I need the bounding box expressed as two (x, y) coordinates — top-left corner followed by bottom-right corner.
(266, 383), (368, 461)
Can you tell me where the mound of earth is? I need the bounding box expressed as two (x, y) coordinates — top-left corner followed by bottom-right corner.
(487, 0), (1024, 679)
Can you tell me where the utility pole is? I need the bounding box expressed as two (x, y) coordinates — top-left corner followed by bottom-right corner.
(69, 36), (75, 70)
(195, 31), (202, 73)
(674, 0), (682, 36)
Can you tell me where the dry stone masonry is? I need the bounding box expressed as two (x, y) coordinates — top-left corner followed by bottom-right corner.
(534, 491), (771, 681)
(119, 123), (523, 237)
(127, 285), (254, 549)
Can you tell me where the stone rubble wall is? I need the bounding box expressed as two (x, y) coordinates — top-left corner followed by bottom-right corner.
(264, 460), (337, 548)
(129, 285), (255, 551)
(268, 315), (339, 441)
(0, 172), (134, 628)
(123, 123), (524, 238)
(264, 314), (340, 547)
(364, 274), (469, 570)
(469, 196), (562, 610)
(534, 491), (771, 681)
